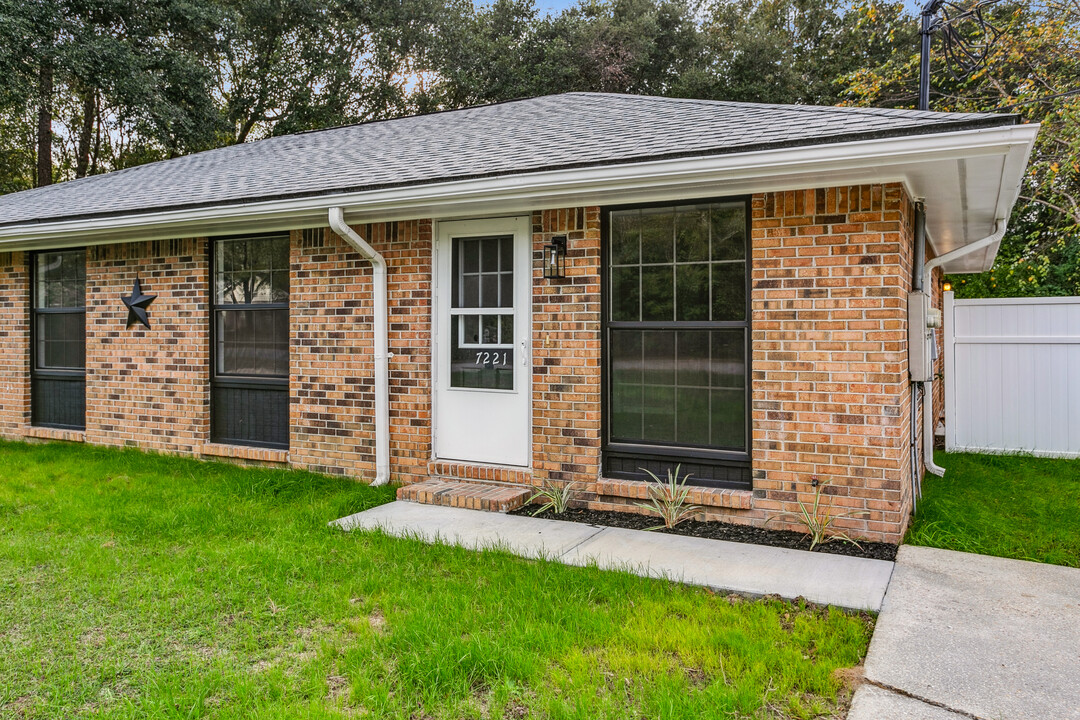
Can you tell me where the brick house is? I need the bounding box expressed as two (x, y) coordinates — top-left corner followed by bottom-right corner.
(0, 94), (1037, 542)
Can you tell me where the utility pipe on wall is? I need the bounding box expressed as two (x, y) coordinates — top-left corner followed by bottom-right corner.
(328, 207), (390, 486)
(920, 218), (1007, 478)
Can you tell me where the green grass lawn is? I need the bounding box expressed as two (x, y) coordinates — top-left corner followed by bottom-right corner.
(0, 441), (871, 719)
(906, 452), (1080, 567)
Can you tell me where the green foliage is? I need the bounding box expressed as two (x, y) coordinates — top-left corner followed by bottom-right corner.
(528, 478), (579, 514)
(635, 464), (702, 530)
(841, 1), (1080, 299)
(766, 477), (865, 551)
(0, 440), (873, 718)
(907, 451), (1080, 567)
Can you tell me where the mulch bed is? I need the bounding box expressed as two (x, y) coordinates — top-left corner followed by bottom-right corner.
(510, 505), (898, 561)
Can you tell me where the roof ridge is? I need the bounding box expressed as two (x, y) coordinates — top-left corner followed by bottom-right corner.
(562, 91), (1005, 119)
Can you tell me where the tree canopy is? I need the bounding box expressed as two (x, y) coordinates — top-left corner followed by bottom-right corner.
(0, 0), (1076, 298)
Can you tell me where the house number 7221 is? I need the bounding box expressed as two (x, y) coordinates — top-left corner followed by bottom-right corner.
(475, 351), (508, 366)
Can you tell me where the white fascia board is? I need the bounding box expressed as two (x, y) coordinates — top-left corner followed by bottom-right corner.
(0, 123), (1039, 251)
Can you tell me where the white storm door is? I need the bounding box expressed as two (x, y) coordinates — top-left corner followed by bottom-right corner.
(434, 217), (532, 466)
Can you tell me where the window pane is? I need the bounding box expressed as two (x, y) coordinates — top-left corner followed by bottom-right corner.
(480, 274), (499, 308)
(610, 380), (643, 441)
(36, 313), (86, 370)
(675, 264), (709, 321)
(642, 331), (674, 385)
(641, 266), (673, 321)
(611, 266), (640, 322)
(216, 309), (288, 376)
(461, 275), (479, 308)
(36, 251), (85, 309)
(481, 237), (499, 272)
(449, 315), (514, 390)
(215, 236), (289, 304)
(610, 330), (642, 387)
(711, 388), (745, 449)
(643, 384), (676, 443)
(641, 209), (674, 264)
(463, 314), (479, 344)
(676, 331), (709, 387)
(499, 236), (513, 271)
(712, 204), (746, 261)
(712, 262), (746, 321)
(611, 211), (640, 265)
(675, 208), (709, 263)
(462, 239), (480, 273)
(500, 315), (514, 344)
(482, 315), (499, 344)
(677, 387), (710, 446)
(499, 272), (513, 307)
(711, 330), (745, 388)
(610, 328), (647, 440)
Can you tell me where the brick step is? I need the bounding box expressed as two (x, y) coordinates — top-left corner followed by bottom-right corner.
(397, 479), (534, 513)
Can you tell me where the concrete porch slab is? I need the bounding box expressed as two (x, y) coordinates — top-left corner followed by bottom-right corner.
(332, 501), (894, 611)
(853, 545), (1080, 720)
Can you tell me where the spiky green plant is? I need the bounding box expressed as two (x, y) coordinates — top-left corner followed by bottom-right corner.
(528, 479), (579, 515)
(635, 465), (701, 530)
(766, 477), (866, 551)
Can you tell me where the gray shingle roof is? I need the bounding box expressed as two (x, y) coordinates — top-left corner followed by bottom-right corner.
(0, 92), (1015, 228)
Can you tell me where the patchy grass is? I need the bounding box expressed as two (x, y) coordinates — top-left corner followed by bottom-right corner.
(906, 452), (1080, 567)
(0, 440), (873, 719)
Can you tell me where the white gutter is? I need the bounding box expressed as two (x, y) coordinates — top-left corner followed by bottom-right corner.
(0, 124), (1038, 250)
(327, 207), (390, 486)
(921, 219), (1007, 477)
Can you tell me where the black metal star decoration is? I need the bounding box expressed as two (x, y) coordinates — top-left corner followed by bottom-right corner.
(121, 278), (157, 329)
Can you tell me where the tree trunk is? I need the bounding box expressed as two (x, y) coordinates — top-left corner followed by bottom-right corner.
(75, 90), (96, 179)
(35, 61), (53, 188)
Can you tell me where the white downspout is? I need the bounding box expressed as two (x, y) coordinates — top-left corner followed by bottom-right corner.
(920, 218), (1007, 477)
(328, 207), (391, 486)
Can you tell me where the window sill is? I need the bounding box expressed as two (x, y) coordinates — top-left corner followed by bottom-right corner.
(596, 477), (752, 510)
(24, 426), (86, 443)
(200, 443), (288, 464)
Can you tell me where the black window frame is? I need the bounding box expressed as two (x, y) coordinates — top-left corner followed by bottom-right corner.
(600, 196), (753, 490)
(30, 249), (87, 431)
(209, 233), (290, 449)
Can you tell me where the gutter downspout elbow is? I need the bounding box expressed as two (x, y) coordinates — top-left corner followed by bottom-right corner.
(920, 219), (1008, 478)
(328, 207), (391, 487)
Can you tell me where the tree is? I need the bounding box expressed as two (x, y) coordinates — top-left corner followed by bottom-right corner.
(842, 0), (1080, 297)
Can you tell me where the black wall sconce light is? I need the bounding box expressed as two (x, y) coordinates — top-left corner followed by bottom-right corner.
(543, 235), (567, 279)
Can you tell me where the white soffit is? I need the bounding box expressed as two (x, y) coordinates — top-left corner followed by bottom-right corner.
(0, 123), (1040, 273)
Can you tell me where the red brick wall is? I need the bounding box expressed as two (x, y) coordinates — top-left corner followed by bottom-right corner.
(749, 184), (917, 542)
(84, 239), (210, 454)
(0, 252), (29, 438)
(530, 208), (603, 490)
(289, 222), (433, 481)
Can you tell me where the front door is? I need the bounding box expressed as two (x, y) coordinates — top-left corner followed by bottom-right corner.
(434, 217), (532, 466)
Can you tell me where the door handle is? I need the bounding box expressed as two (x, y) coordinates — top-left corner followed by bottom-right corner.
(521, 340), (529, 366)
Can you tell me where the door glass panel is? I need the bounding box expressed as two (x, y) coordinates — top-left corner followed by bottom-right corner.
(451, 235), (515, 390)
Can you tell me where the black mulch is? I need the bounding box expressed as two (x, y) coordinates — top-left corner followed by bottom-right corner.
(510, 505), (898, 561)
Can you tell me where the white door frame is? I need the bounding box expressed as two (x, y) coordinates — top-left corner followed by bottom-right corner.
(432, 216), (532, 467)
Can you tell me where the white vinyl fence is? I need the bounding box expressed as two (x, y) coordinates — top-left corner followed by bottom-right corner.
(945, 293), (1080, 457)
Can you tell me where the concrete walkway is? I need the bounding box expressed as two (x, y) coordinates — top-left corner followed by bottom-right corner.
(848, 545), (1080, 720)
(332, 501), (894, 611)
